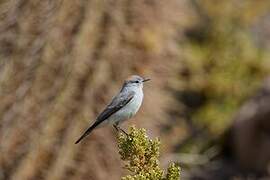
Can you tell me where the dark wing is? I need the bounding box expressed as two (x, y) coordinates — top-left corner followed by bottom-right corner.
(75, 90), (135, 144)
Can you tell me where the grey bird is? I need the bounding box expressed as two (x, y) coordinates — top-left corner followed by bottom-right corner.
(75, 75), (150, 144)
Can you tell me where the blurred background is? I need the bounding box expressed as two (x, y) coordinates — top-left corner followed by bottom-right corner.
(0, 0), (270, 179)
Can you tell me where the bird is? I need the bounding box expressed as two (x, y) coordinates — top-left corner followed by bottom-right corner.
(75, 75), (150, 144)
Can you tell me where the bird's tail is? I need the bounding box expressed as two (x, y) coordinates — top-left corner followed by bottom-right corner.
(75, 121), (100, 144)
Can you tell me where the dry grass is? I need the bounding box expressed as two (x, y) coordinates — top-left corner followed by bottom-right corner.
(0, 0), (190, 179)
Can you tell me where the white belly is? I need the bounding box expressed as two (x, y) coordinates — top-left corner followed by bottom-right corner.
(108, 91), (143, 125)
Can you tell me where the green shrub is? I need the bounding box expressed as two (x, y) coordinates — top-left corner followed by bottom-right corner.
(179, 0), (270, 135)
(118, 126), (180, 180)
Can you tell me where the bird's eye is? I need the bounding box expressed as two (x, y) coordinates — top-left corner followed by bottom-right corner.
(135, 80), (139, 83)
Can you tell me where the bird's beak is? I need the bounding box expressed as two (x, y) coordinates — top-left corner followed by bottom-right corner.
(143, 78), (151, 82)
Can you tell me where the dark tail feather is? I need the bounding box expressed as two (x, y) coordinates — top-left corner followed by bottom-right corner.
(75, 121), (100, 144)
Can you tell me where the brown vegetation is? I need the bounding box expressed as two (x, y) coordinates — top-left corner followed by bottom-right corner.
(0, 0), (270, 180)
(0, 0), (190, 179)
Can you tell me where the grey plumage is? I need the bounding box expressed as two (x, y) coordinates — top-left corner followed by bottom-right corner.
(75, 75), (150, 144)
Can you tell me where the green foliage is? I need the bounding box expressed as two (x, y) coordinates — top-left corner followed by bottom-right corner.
(180, 0), (270, 135)
(118, 126), (180, 180)
(165, 163), (181, 180)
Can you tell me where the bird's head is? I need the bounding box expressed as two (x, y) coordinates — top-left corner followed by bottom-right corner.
(123, 75), (150, 89)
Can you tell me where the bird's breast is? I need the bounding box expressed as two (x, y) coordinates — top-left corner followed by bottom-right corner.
(109, 90), (143, 124)
(126, 91), (143, 116)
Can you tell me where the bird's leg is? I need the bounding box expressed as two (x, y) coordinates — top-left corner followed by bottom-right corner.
(119, 127), (129, 136)
(113, 124), (128, 136)
(113, 124), (119, 132)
